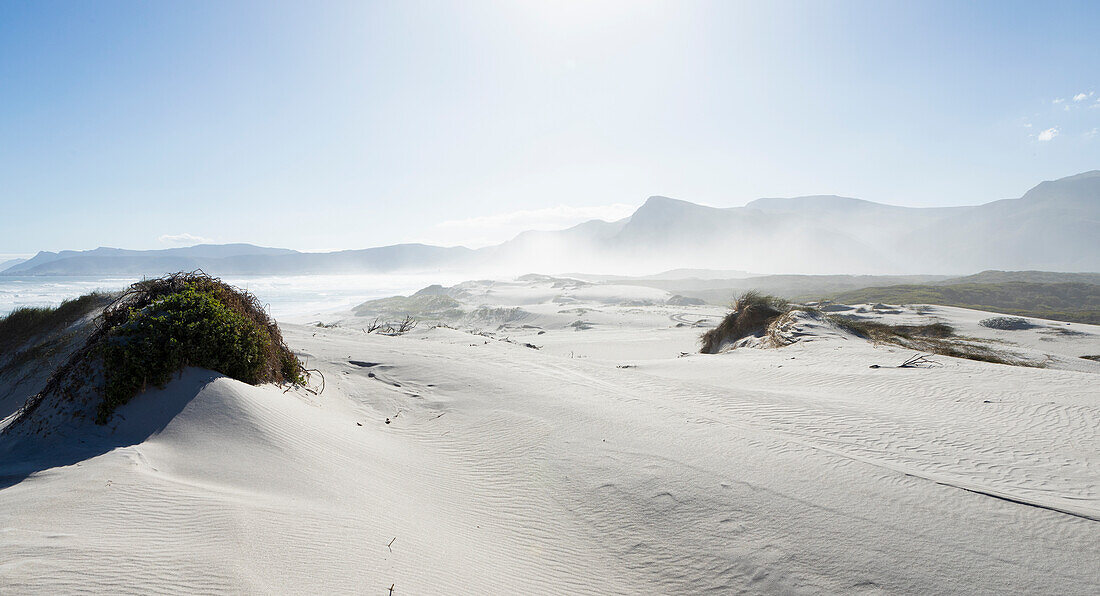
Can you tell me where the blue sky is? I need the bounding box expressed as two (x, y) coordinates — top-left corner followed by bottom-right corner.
(1, 0), (1098, 256)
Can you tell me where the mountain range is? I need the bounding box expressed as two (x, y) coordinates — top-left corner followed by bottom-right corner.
(4, 171), (1098, 276)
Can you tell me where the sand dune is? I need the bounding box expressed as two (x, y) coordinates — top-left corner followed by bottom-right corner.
(1, 278), (1098, 594)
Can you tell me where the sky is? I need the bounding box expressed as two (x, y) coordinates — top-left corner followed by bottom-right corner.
(1, 0), (1098, 257)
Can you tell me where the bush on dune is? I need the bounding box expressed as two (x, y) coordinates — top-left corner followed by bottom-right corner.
(8, 272), (308, 427)
(700, 291), (792, 354)
(94, 272), (306, 423)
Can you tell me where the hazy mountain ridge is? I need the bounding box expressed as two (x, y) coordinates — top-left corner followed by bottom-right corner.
(2, 243), (474, 277)
(1, 244), (298, 275)
(0, 258), (27, 271)
(575, 171), (1099, 274)
(4, 171), (1098, 276)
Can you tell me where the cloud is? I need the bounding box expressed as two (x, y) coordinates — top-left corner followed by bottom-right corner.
(425, 203), (638, 247)
(1073, 93), (1089, 102)
(158, 232), (215, 246)
(1052, 98), (1065, 104)
(1086, 128), (1099, 140)
(1037, 127), (1059, 141)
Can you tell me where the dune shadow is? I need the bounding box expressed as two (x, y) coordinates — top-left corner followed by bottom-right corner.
(0, 369), (222, 491)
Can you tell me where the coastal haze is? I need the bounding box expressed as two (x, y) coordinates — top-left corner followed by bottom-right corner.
(2, 2), (1099, 595)
(4, 170), (1098, 280)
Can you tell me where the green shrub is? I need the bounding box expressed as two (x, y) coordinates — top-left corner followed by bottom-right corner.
(94, 273), (306, 423)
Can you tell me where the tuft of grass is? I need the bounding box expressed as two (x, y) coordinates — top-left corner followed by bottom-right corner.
(700, 291), (790, 354)
(0, 292), (114, 357)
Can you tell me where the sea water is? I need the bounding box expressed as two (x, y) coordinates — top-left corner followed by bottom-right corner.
(0, 273), (462, 322)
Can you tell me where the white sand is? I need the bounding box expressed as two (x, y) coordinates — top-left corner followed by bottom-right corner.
(1, 277), (1098, 594)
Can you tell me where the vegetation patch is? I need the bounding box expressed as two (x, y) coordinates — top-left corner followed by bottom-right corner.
(830, 282), (1100, 324)
(979, 316), (1037, 330)
(700, 291), (795, 354)
(97, 275), (305, 422)
(828, 318), (955, 341)
(11, 272), (308, 426)
(352, 294), (463, 321)
(0, 292), (115, 358)
(829, 315), (1032, 366)
(700, 290), (1038, 366)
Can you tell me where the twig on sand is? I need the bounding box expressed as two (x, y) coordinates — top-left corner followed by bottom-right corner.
(387, 537), (396, 551)
(303, 368), (326, 394)
(900, 353), (941, 368)
(389, 583), (395, 595)
(283, 368), (325, 395)
(869, 353), (942, 369)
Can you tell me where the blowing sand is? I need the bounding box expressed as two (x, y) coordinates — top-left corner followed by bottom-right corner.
(1, 277), (1098, 594)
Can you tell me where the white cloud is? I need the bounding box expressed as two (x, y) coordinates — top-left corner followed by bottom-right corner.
(424, 203), (638, 247)
(1052, 98), (1065, 104)
(1037, 127), (1059, 141)
(1073, 93), (1088, 102)
(158, 232), (215, 246)
(1086, 128), (1099, 140)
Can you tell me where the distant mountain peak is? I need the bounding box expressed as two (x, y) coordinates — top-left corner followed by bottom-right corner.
(634, 195), (712, 215)
(1019, 170), (1100, 205)
(633, 194), (690, 211)
(745, 195), (882, 212)
(1055, 170), (1100, 181)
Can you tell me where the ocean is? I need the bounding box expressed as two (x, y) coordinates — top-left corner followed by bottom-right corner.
(0, 273), (460, 322)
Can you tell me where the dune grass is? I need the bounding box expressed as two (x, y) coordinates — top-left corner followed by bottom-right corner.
(700, 291), (792, 354)
(0, 292), (115, 357)
(828, 315), (1030, 366)
(700, 289), (1036, 366)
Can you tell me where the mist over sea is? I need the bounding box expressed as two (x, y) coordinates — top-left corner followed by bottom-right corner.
(0, 273), (459, 321)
